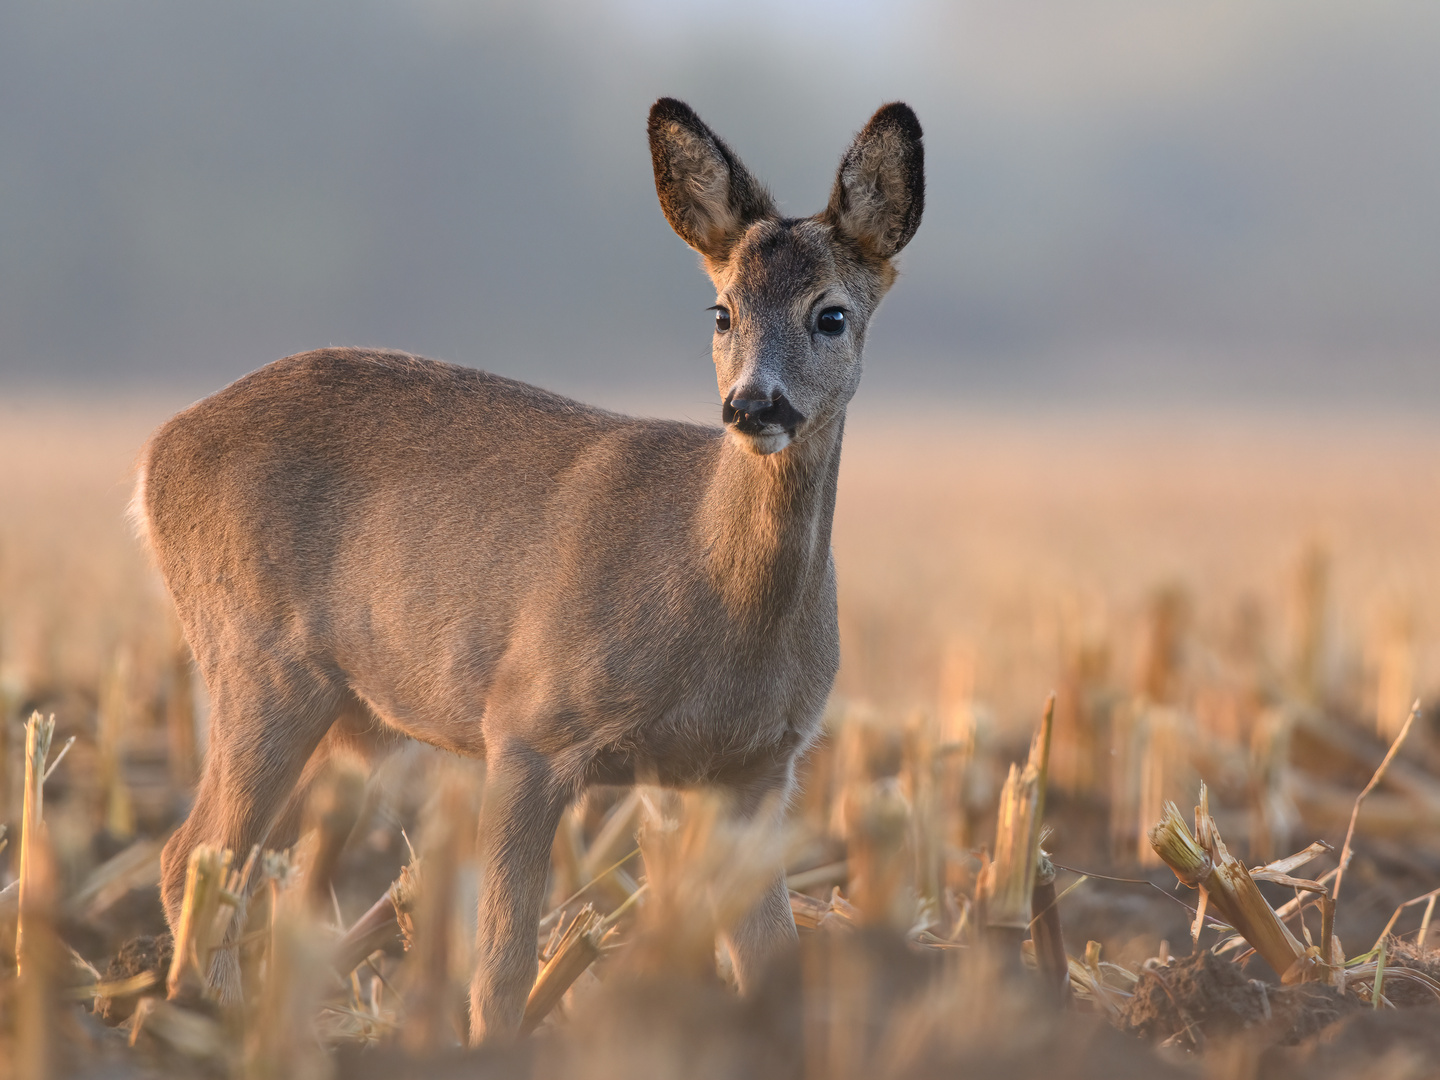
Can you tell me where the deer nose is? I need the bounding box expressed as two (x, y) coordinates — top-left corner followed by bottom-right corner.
(723, 393), (805, 435)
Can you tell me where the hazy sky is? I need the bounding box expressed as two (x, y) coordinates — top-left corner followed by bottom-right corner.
(3, 1), (1439, 406)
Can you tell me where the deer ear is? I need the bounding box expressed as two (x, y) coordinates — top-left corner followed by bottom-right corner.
(649, 98), (776, 261)
(824, 103), (925, 259)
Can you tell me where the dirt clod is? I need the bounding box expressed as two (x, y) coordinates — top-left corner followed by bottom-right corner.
(1119, 949), (1269, 1045)
(1380, 939), (1440, 1007)
(96, 933), (174, 1025)
(1117, 948), (1362, 1048)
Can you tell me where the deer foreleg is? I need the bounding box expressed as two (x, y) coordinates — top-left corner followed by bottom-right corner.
(721, 772), (798, 994)
(468, 744), (568, 1044)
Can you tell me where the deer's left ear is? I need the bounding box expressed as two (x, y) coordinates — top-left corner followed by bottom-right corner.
(824, 103), (925, 259)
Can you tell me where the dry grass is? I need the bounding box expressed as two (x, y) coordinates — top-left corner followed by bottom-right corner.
(1, 396), (1438, 1078)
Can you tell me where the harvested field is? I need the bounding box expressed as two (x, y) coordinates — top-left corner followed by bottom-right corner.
(1, 396), (1439, 1079)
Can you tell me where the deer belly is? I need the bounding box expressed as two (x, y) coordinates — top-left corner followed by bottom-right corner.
(626, 678), (827, 788)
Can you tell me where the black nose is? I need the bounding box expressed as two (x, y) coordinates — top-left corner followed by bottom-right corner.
(723, 394), (805, 435)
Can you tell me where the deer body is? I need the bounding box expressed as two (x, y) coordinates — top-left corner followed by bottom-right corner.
(145, 351), (840, 780)
(139, 99), (923, 1041)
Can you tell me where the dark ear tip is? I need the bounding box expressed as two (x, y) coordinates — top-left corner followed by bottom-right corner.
(649, 97), (700, 133)
(869, 102), (923, 143)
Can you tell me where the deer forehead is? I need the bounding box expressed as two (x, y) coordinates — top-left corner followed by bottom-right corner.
(713, 219), (882, 319)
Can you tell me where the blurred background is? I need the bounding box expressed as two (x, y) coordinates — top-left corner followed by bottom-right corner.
(3, 0), (1440, 406)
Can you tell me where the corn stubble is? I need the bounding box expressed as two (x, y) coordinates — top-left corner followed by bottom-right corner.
(5, 675), (1440, 1079)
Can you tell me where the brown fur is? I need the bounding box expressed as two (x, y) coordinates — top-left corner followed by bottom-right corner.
(137, 98), (923, 1042)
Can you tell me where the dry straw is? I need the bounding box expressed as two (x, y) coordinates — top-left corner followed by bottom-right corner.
(521, 904), (606, 1035)
(245, 875), (334, 1080)
(97, 647), (136, 839)
(165, 844), (254, 1004)
(1149, 783), (1316, 982)
(403, 766), (477, 1054)
(1332, 699), (1420, 903)
(844, 775), (912, 928)
(983, 695), (1055, 932)
(16, 712), (59, 1080)
(16, 711), (55, 978)
(625, 789), (786, 981)
(1028, 849), (1070, 1004)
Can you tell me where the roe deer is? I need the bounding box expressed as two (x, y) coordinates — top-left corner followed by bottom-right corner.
(134, 97), (924, 1042)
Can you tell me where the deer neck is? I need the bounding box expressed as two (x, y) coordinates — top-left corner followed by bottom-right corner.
(699, 412), (845, 618)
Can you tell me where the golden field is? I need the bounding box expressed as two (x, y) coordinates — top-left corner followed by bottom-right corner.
(1, 394), (1439, 1078)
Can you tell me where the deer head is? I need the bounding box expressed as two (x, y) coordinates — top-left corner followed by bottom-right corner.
(649, 98), (925, 455)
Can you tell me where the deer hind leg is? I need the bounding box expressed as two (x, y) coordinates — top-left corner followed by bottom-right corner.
(262, 698), (403, 858)
(468, 743), (570, 1044)
(159, 653), (346, 1000)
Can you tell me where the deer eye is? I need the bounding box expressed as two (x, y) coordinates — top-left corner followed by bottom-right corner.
(817, 308), (845, 336)
(713, 307), (731, 333)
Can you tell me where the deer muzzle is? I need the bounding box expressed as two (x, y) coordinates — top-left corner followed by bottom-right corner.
(723, 393), (805, 439)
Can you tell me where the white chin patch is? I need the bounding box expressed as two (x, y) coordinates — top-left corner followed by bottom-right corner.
(732, 429), (792, 455)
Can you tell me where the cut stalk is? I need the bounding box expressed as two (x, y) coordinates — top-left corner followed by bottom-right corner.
(1149, 784), (1311, 982)
(16, 711), (55, 974)
(1029, 850), (1070, 1004)
(1290, 543), (1328, 704)
(404, 772), (473, 1054)
(520, 904), (604, 1035)
(16, 826), (59, 1080)
(166, 632), (198, 788)
(985, 696), (1054, 930)
(166, 844), (238, 1001)
(97, 649), (136, 839)
(1320, 895), (1335, 972)
(333, 891), (399, 977)
(331, 848), (427, 976)
(245, 894), (332, 1080)
(844, 776), (912, 928)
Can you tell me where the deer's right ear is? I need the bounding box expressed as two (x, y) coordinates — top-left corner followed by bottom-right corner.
(649, 98), (776, 262)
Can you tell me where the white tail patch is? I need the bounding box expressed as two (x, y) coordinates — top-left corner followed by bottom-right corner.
(127, 445), (154, 552)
